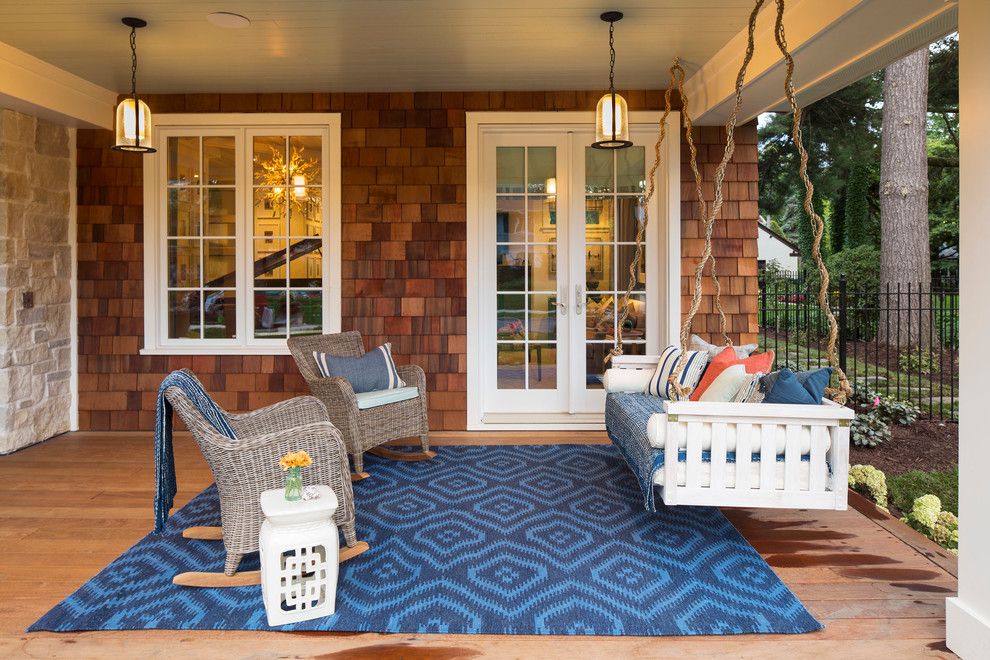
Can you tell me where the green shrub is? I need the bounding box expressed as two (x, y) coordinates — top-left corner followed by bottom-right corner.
(851, 410), (891, 447)
(898, 348), (939, 375)
(901, 494), (958, 555)
(851, 389), (920, 426)
(889, 467), (958, 516)
(848, 464), (888, 510)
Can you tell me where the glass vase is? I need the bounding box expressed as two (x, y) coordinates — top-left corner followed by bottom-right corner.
(284, 466), (303, 501)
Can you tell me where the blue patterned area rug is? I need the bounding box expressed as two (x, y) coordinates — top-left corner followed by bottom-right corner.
(30, 444), (821, 635)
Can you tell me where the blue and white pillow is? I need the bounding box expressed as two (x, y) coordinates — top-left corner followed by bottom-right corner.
(645, 345), (710, 400)
(313, 342), (406, 394)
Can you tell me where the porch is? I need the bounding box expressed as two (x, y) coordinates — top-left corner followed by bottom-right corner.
(0, 431), (955, 657)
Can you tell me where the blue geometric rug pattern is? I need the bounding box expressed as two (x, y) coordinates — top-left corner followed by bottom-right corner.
(30, 444), (821, 635)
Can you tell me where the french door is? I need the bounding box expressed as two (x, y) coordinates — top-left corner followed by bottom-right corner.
(476, 123), (668, 426)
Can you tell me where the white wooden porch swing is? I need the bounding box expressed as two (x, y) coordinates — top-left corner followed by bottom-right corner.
(605, 0), (854, 511)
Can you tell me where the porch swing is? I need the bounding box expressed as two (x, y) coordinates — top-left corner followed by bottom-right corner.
(604, 0), (854, 511)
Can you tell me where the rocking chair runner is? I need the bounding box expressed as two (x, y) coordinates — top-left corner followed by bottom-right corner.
(287, 331), (435, 478)
(165, 373), (369, 587)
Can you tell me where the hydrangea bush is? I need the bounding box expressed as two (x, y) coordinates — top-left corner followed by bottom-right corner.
(848, 464), (888, 510)
(901, 494), (959, 555)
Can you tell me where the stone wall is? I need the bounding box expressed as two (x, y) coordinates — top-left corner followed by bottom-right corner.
(0, 109), (73, 453)
(75, 91), (759, 431)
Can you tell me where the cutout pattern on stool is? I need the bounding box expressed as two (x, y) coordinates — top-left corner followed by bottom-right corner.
(279, 545), (328, 612)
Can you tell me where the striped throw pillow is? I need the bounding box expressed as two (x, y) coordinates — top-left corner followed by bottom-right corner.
(313, 342), (406, 393)
(645, 345), (710, 400)
(731, 371), (766, 403)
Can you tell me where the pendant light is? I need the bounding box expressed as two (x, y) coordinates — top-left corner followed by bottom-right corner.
(592, 11), (632, 150)
(113, 17), (155, 153)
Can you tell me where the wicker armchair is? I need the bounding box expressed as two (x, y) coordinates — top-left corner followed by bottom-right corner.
(288, 332), (434, 476)
(165, 370), (367, 586)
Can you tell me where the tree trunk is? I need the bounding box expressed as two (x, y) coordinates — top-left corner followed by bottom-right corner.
(879, 47), (931, 347)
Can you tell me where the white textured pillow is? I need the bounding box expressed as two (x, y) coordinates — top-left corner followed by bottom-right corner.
(690, 334), (758, 360)
(603, 368), (655, 393)
(698, 364), (751, 402)
(732, 371), (766, 403)
(645, 345), (710, 400)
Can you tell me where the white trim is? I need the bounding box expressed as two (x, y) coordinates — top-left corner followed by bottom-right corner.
(465, 111), (681, 430)
(0, 41), (116, 129)
(141, 113), (341, 356)
(68, 127), (79, 431)
(681, 0), (958, 125)
(947, 597), (990, 659)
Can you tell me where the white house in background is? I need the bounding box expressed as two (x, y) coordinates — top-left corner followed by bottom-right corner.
(757, 217), (800, 272)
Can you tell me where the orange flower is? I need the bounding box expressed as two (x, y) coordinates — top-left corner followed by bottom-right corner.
(278, 450), (313, 471)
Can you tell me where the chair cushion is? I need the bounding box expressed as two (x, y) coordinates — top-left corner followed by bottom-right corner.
(313, 342), (406, 393)
(354, 386), (420, 410)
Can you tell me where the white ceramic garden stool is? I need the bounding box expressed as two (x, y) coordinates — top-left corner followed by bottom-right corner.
(259, 484), (339, 626)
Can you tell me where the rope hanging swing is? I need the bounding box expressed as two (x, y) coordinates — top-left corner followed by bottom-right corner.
(605, 0), (853, 404)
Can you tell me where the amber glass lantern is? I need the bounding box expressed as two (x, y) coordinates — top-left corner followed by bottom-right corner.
(112, 18), (156, 153)
(592, 11), (633, 150)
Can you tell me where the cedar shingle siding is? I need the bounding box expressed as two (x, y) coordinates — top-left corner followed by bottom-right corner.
(75, 91), (759, 431)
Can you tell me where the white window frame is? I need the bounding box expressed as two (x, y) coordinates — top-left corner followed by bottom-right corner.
(141, 113), (342, 355)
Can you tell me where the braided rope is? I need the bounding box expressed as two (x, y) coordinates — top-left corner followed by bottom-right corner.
(770, 0), (852, 403)
(665, 0), (766, 399)
(604, 63), (679, 366)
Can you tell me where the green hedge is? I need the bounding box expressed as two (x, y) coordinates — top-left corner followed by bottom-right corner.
(889, 467), (958, 516)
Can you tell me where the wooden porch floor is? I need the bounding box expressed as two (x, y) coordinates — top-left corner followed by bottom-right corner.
(0, 431), (956, 659)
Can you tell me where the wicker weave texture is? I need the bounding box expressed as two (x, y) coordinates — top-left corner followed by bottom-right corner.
(165, 370), (359, 575)
(288, 333), (429, 473)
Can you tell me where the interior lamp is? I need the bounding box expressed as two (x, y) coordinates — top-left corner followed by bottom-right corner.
(592, 11), (632, 150)
(113, 17), (155, 153)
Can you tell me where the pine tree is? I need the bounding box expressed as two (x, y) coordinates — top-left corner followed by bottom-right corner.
(844, 162), (872, 248)
(831, 188), (846, 253)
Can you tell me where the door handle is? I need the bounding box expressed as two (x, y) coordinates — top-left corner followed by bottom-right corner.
(575, 284), (583, 315)
(554, 289), (567, 315)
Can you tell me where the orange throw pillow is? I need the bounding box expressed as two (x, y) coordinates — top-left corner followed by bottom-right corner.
(690, 346), (775, 401)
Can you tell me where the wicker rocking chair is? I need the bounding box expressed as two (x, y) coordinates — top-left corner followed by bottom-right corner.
(165, 370), (369, 588)
(288, 332), (434, 479)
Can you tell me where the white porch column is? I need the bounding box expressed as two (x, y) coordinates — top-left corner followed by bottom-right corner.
(946, 0), (990, 655)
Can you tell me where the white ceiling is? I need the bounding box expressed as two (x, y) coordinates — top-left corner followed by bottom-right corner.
(0, 1), (759, 94)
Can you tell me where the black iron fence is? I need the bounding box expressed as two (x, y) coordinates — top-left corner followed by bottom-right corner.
(758, 274), (959, 420)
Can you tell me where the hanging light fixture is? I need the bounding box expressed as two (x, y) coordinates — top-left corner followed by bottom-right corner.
(113, 17), (155, 153)
(592, 11), (632, 150)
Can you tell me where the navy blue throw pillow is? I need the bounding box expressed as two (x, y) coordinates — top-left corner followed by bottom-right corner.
(313, 343), (405, 393)
(763, 369), (817, 405)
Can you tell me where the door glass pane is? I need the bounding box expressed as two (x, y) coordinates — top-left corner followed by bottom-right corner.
(528, 196), (556, 243)
(496, 197), (526, 242)
(527, 147), (555, 193)
(585, 148), (613, 193)
(496, 147), (524, 193)
(203, 290), (235, 338)
(168, 239), (200, 288)
(529, 344), (556, 389)
(616, 196), (645, 243)
(528, 294), (556, 341)
(619, 294), (647, 340)
(289, 135), (322, 185)
(616, 244), (646, 292)
(586, 294), (616, 341)
(528, 245), (556, 292)
(255, 238), (287, 287)
(497, 294), (525, 339)
(497, 344), (525, 389)
(167, 136), (199, 186)
(203, 136), (235, 185)
(290, 291), (322, 336)
(254, 188), (287, 236)
(496, 245), (526, 291)
(289, 196), (322, 236)
(585, 196), (614, 243)
(205, 188), (235, 236)
(585, 244), (613, 292)
(289, 238), (322, 287)
(168, 291), (200, 339)
(585, 343), (609, 389)
(254, 136), (287, 185)
(617, 146), (646, 193)
(254, 290), (287, 338)
(204, 239), (236, 286)
(167, 188), (200, 236)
